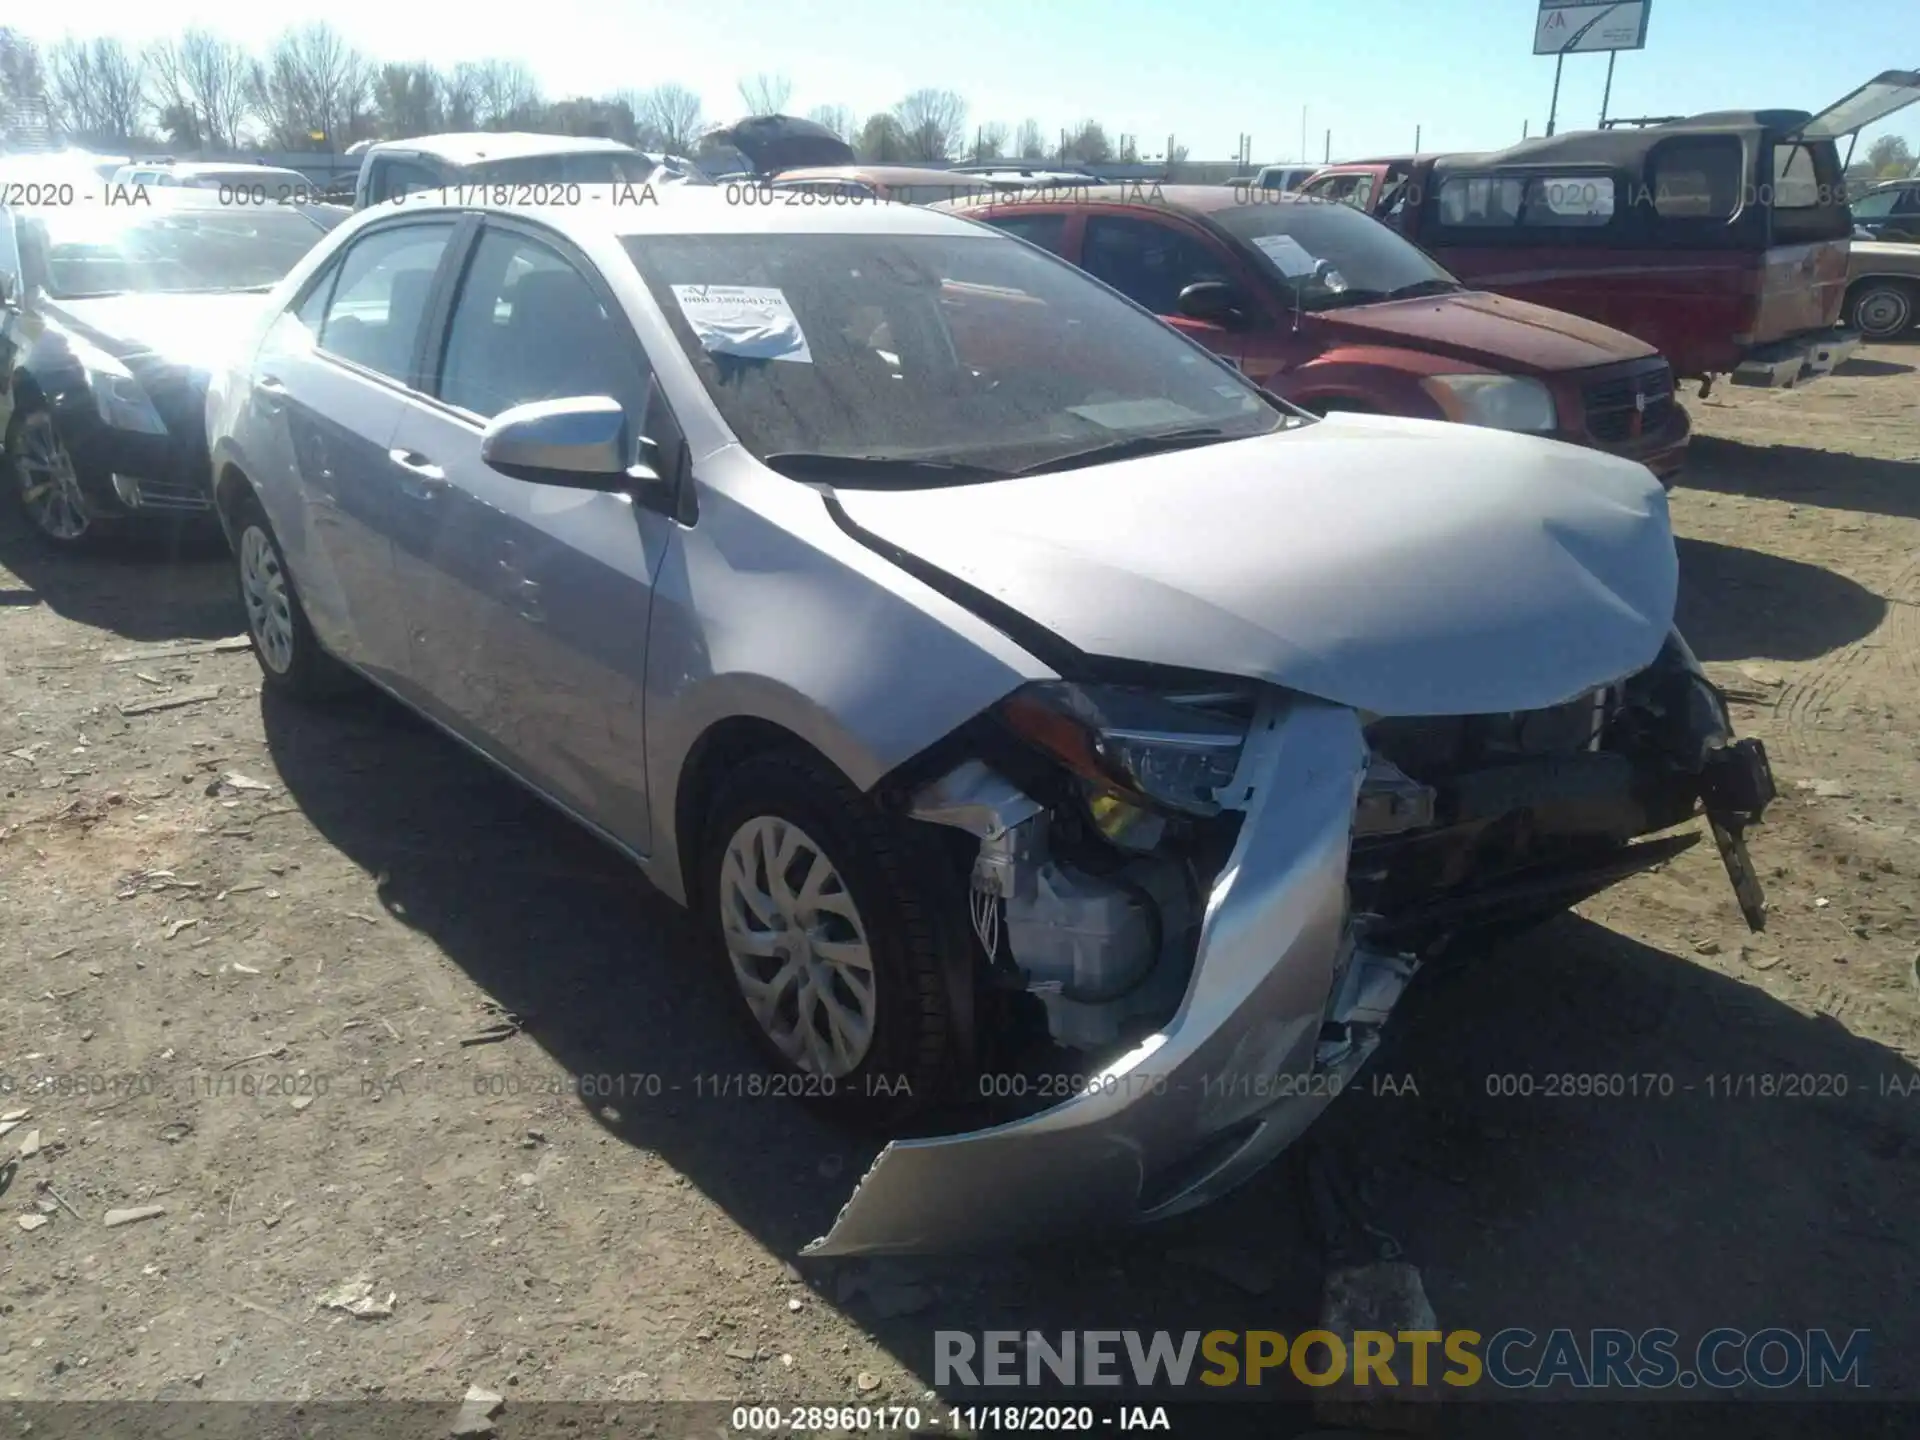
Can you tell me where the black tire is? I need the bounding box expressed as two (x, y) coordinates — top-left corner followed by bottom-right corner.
(6, 409), (110, 549)
(1848, 280), (1917, 341)
(229, 491), (355, 700)
(698, 749), (961, 1128)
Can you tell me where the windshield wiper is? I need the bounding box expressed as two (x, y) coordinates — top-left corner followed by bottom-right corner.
(761, 452), (1013, 487)
(51, 290), (127, 300)
(1011, 427), (1237, 477)
(1385, 278), (1463, 300)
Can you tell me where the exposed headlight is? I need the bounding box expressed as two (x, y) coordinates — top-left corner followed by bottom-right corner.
(995, 681), (1249, 819)
(1422, 374), (1557, 433)
(74, 341), (167, 436)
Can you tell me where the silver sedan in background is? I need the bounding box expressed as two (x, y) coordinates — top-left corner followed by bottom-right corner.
(204, 188), (1775, 1256)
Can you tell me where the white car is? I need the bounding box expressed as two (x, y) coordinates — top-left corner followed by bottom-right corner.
(203, 186), (1777, 1256)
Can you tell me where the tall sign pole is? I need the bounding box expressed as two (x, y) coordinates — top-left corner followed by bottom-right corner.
(1535, 1), (1653, 136)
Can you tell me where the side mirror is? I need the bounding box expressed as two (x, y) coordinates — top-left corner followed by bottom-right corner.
(480, 396), (657, 492)
(1177, 280), (1246, 327)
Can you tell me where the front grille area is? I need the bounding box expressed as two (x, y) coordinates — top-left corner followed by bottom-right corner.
(128, 475), (212, 512)
(1583, 361), (1675, 445)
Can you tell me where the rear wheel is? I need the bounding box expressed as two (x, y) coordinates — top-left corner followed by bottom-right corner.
(231, 492), (354, 700)
(7, 410), (103, 548)
(1848, 280), (1917, 341)
(699, 750), (959, 1127)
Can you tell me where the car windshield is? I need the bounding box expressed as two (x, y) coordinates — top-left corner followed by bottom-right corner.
(1213, 197), (1460, 310)
(626, 230), (1287, 483)
(25, 203), (322, 298)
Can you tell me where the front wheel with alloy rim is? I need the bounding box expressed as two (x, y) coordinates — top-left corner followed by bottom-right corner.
(231, 494), (352, 700)
(1849, 281), (1917, 341)
(700, 751), (961, 1127)
(7, 410), (99, 547)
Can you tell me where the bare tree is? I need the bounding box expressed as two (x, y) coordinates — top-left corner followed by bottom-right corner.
(145, 38), (201, 147)
(805, 103), (855, 143)
(473, 59), (541, 129)
(737, 72), (792, 116)
(971, 121), (1009, 162)
(179, 30), (253, 151)
(893, 88), (966, 162)
(636, 83), (703, 153)
(250, 23), (373, 150)
(373, 62), (441, 139)
(441, 62), (481, 131)
(47, 37), (144, 146)
(1014, 118), (1045, 161)
(1, 27), (48, 114)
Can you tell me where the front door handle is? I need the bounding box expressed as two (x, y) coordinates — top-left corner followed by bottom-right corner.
(389, 449), (444, 480)
(390, 449), (448, 500)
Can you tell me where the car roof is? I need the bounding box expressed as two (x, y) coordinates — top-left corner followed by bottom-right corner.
(364, 132), (639, 164)
(347, 183), (991, 240)
(942, 183), (1250, 216)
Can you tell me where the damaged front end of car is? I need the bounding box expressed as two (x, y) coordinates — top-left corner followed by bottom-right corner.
(804, 630), (1775, 1257)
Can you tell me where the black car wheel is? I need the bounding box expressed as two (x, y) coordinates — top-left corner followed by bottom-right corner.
(7, 410), (101, 547)
(698, 750), (961, 1127)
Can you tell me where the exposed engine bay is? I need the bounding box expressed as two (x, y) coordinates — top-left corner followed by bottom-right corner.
(906, 628), (1776, 1098)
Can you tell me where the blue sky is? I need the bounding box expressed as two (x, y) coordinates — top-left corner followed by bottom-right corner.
(18, 0), (1920, 163)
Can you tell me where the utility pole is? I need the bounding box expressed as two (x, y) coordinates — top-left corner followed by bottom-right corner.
(1324, 129), (1331, 164)
(1546, 51), (1565, 135)
(1414, 123), (1421, 154)
(1598, 51), (1617, 126)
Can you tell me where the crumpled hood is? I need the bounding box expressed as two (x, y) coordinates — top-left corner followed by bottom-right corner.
(47, 292), (273, 372)
(1317, 289), (1655, 372)
(832, 414), (1678, 717)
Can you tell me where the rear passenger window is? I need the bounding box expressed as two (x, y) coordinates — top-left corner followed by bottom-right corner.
(1439, 174), (1613, 227)
(1439, 176), (1525, 225)
(315, 223), (455, 384)
(984, 212), (1068, 254)
(436, 228), (648, 422)
(1651, 139), (1743, 219)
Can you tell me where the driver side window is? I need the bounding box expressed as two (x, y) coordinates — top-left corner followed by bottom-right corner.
(1081, 216), (1232, 316)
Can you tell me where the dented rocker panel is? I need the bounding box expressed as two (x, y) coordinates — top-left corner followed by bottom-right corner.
(806, 697), (1377, 1257)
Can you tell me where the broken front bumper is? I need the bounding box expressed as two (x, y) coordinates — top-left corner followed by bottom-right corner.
(806, 698), (1398, 1258)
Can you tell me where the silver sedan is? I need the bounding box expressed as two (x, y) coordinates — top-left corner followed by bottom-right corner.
(205, 187), (1775, 1255)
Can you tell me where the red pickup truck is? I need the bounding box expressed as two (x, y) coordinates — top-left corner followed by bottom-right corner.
(943, 185), (1690, 484)
(1294, 71), (1920, 388)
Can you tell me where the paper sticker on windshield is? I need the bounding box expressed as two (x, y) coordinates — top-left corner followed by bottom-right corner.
(670, 284), (812, 363)
(1068, 398), (1205, 430)
(1251, 233), (1319, 278)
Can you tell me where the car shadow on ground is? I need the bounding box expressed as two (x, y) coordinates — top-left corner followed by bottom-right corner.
(0, 506), (237, 642)
(1832, 357), (1914, 378)
(260, 687), (1920, 1428)
(1682, 438), (1920, 524)
(1674, 536), (1886, 664)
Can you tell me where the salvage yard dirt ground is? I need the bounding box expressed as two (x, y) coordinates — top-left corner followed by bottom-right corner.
(3, 348), (1920, 1438)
